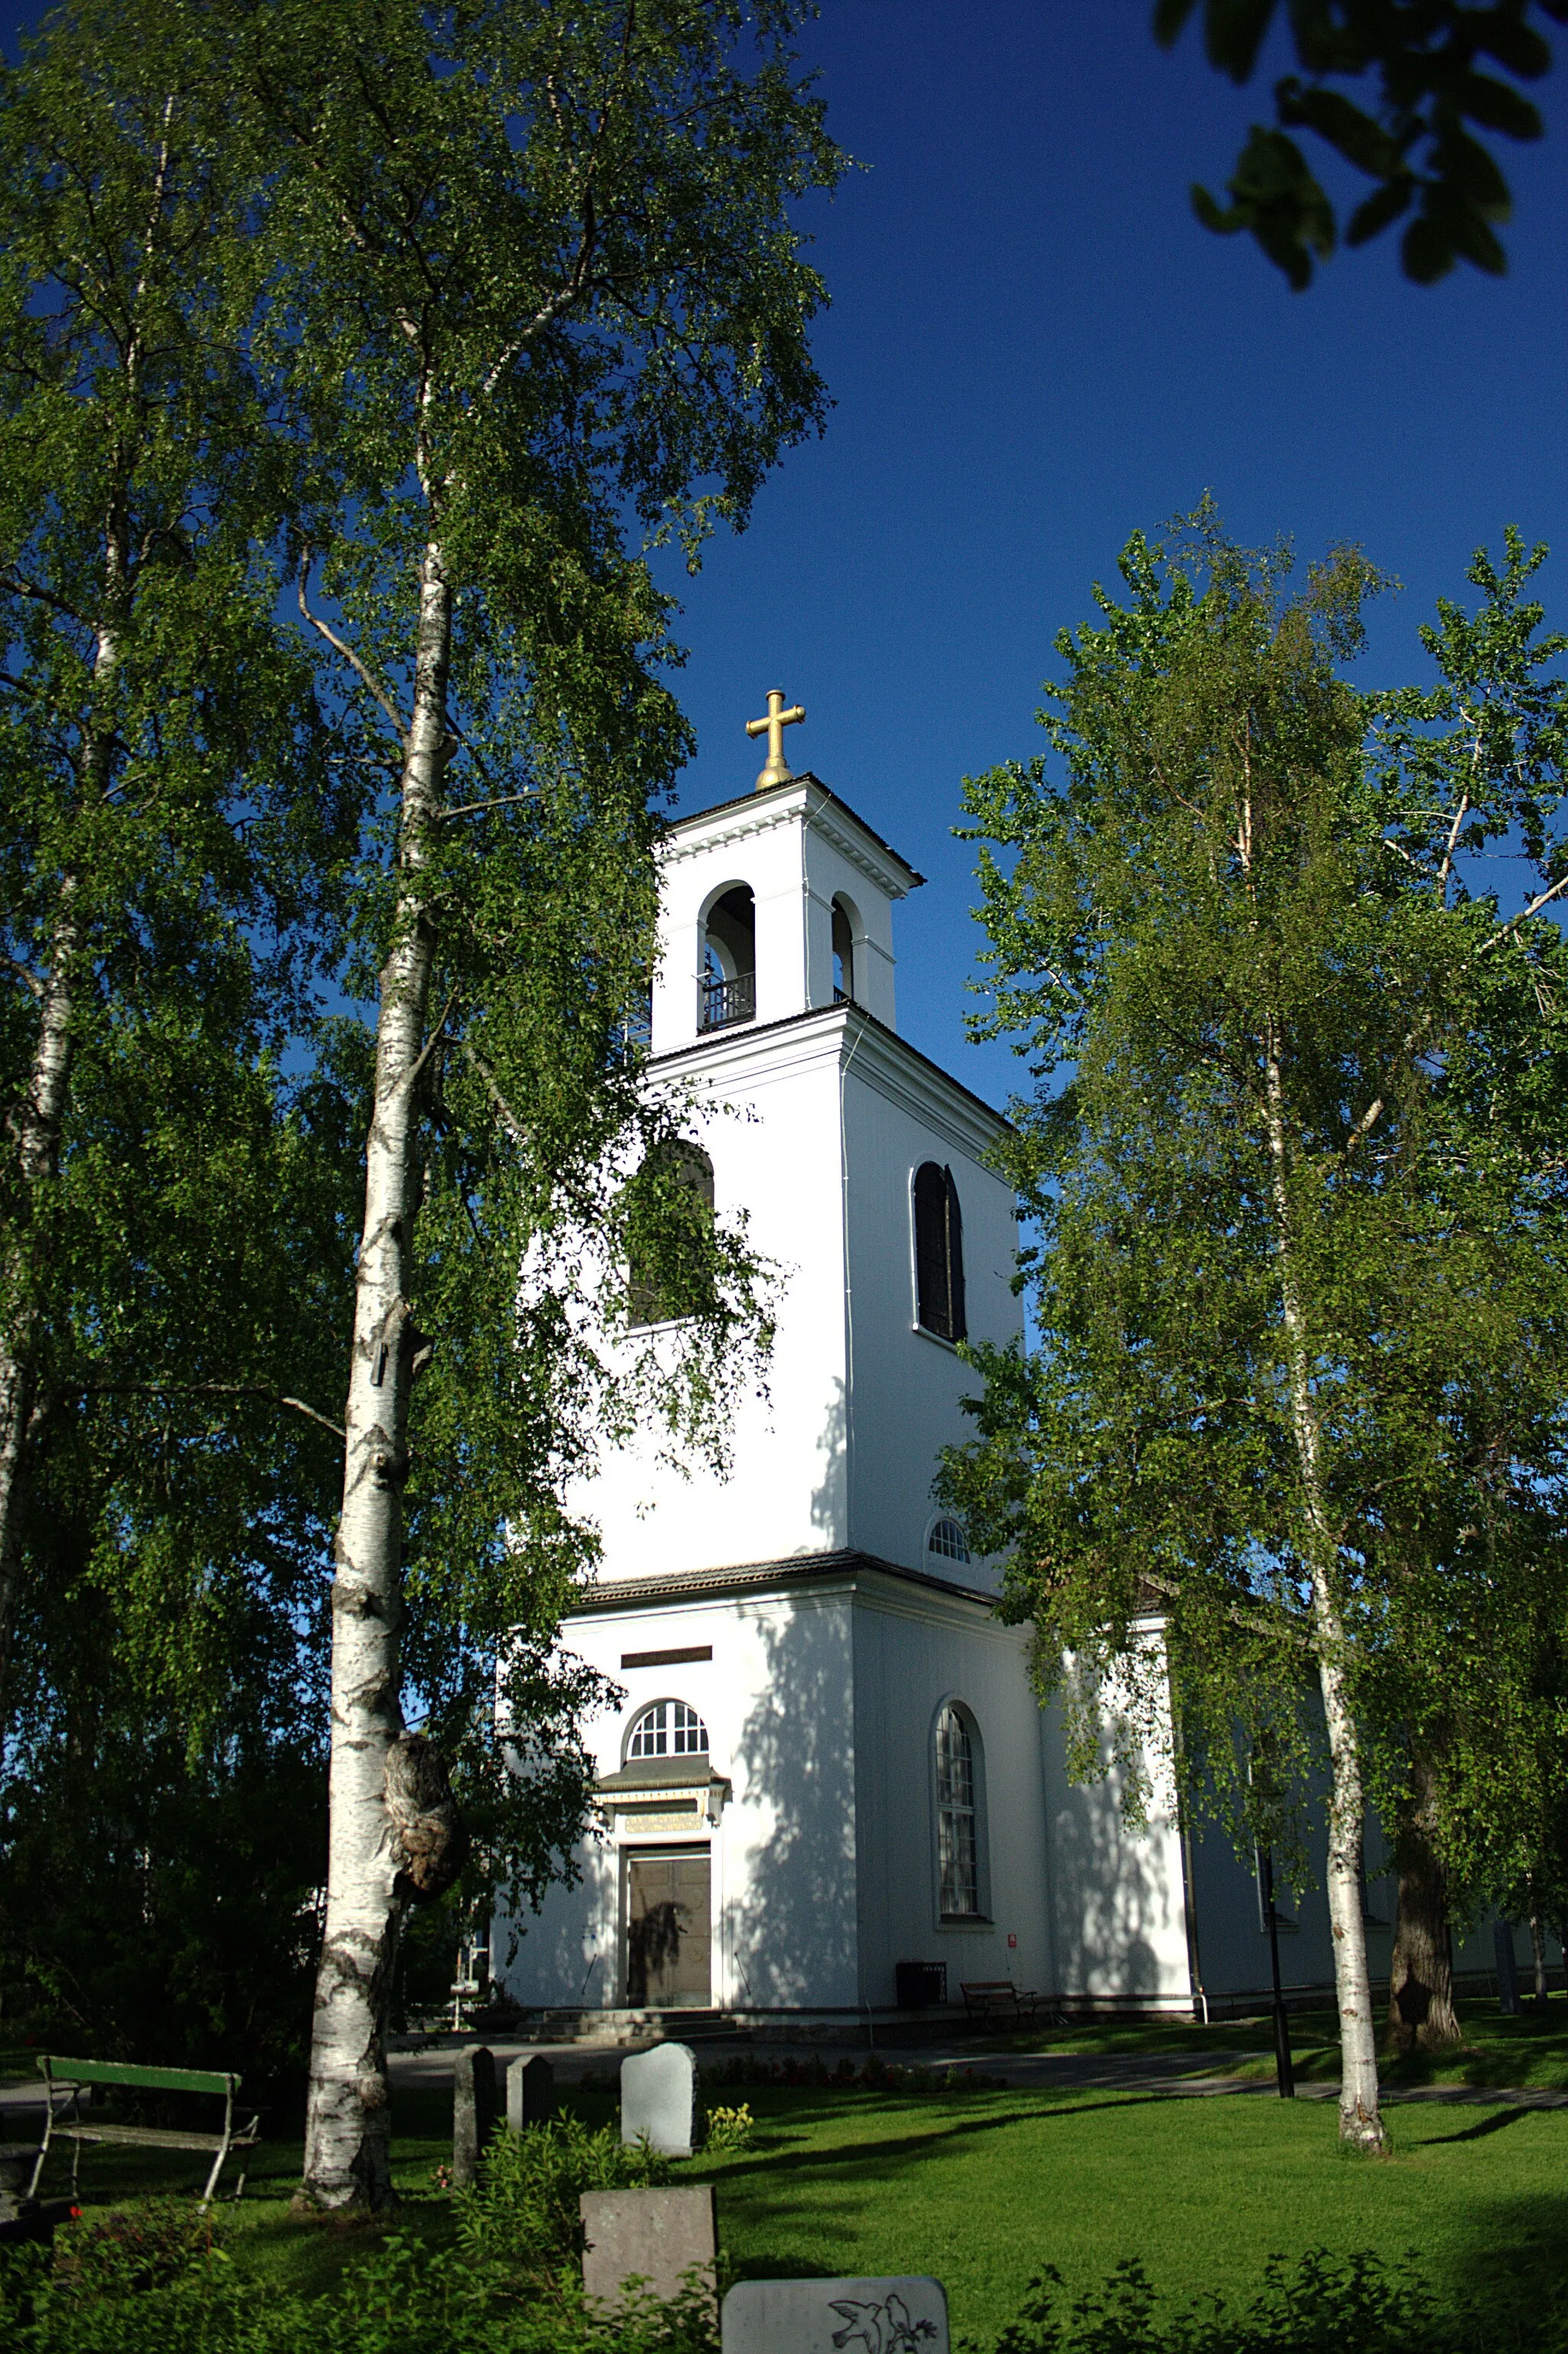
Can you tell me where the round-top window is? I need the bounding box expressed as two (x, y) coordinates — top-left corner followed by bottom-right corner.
(626, 1699), (709, 1759)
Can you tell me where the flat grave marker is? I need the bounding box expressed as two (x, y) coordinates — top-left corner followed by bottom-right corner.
(580, 2183), (716, 2310)
(722, 2276), (949, 2354)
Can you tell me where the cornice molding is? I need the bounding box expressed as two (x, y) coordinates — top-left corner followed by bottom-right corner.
(567, 1546), (1004, 1618)
(658, 775), (922, 901)
(650, 1002), (1011, 1156)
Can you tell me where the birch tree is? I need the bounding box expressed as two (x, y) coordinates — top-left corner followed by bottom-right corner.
(0, 4), (355, 1731)
(217, 0), (839, 2209)
(946, 515), (1568, 2148)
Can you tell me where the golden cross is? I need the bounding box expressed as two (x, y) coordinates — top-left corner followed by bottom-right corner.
(745, 687), (805, 791)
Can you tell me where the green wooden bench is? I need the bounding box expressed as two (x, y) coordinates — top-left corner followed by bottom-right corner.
(26, 2056), (263, 2204)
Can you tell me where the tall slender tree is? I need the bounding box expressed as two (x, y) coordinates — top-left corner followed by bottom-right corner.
(217, 0), (840, 2208)
(946, 515), (1568, 2148)
(0, 2), (355, 1731)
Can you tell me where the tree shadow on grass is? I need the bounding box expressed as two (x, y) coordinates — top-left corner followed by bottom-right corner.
(715, 2091), (1187, 2192)
(716, 2091), (1195, 2280)
(1419, 2104), (1547, 2146)
(1442, 2186), (1568, 2322)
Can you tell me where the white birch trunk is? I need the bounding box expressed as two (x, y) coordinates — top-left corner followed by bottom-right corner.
(0, 520), (123, 1712)
(1261, 1041), (1386, 2151)
(301, 537), (451, 2209)
(0, 894), (79, 1702)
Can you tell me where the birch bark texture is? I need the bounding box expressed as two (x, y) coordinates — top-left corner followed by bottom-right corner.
(234, 2), (841, 2208)
(945, 512), (1568, 2147)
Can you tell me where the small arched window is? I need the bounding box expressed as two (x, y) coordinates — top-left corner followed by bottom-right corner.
(626, 1142), (715, 1329)
(913, 1162), (966, 1342)
(701, 885), (756, 1030)
(928, 1516), (970, 1564)
(935, 1704), (982, 1919)
(627, 1700), (710, 1760)
(831, 897), (856, 1004)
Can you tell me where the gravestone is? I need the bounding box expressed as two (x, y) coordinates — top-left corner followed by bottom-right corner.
(581, 2184), (717, 2310)
(0, 2146), (38, 2242)
(452, 2045), (497, 2187)
(620, 2041), (697, 2156)
(722, 2276), (949, 2354)
(506, 2053), (555, 2133)
(1495, 1921), (1522, 2016)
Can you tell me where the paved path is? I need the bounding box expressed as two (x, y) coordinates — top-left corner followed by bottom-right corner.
(5, 2041), (1562, 2138)
(384, 2036), (1568, 2111)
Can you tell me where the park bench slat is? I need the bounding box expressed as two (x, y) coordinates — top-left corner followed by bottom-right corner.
(47, 2122), (250, 2155)
(38, 2056), (235, 2096)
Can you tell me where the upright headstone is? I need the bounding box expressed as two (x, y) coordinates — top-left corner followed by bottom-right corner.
(452, 2044), (497, 2186)
(581, 2184), (717, 2310)
(722, 2277), (949, 2354)
(620, 2042), (697, 2156)
(506, 2053), (556, 2133)
(1495, 1921), (1522, 2016)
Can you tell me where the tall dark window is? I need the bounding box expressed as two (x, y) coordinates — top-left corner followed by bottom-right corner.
(913, 1162), (965, 1341)
(936, 1704), (980, 1919)
(627, 1143), (715, 1329)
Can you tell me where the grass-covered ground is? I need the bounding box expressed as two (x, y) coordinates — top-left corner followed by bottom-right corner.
(15, 2041), (1568, 2349)
(1008, 1994), (1568, 2093)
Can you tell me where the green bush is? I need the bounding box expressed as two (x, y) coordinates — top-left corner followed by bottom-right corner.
(976, 2250), (1544, 2354)
(452, 2115), (675, 2287)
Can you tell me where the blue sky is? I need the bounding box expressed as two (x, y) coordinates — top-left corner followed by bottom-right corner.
(652, 4), (1567, 1110)
(5, 4), (1560, 1111)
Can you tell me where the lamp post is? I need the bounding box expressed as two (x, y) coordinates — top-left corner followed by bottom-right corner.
(1260, 1846), (1295, 2098)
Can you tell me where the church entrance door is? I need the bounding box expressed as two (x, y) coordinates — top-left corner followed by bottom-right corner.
(625, 1847), (711, 2007)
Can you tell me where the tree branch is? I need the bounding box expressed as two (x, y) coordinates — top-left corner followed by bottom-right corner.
(440, 791), (536, 822)
(297, 558), (410, 749)
(460, 1038), (529, 1150)
(72, 1379), (346, 1440)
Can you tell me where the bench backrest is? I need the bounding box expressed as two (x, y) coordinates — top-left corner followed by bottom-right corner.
(961, 1981), (1016, 1994)
(38, 2056), (238, 2097)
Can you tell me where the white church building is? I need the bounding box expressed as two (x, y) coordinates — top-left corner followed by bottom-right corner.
(498, 698), (1384, 2023)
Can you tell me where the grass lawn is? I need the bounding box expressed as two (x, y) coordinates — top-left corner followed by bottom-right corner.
(991, 1989), (1568, 2094)
(25, 2072), (1568, 2349)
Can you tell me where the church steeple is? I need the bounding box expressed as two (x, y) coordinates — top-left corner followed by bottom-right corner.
(649, 744), (922, 1055)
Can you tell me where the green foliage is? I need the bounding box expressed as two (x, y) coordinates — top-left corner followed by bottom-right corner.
(983, 2250), (1484, 2354)
(946, 509), (1568, 1885)
(452, 2115), (674, 2286)
(700, 2104), (755, 2151)
(0, 2127), (715, 2351)
(2, 0), (832, 2093)
(1155, 1), (1568, 285)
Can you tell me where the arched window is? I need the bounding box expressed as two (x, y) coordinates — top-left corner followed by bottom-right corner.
(831, 897), (856, 1004)
(626, 1700), (710, 1760)
(626, 1142), (714, 1329)
(935, 1704), (981, 1919)
(913, 1162), (966, 1342)
(927, 1516), (970, 1564)
(701, 884), (756, 1030)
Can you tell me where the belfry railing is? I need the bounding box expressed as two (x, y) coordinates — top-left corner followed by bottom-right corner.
(700, 972), (756, 1032)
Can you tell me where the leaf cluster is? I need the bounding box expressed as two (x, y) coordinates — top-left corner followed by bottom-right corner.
(1155, 0), (1568, 285)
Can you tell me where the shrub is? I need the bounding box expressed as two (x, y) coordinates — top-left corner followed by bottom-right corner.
(453, 2116), (675, 2287)
(976, 2249), (1544, 2354)
(701, 2104), (754, 2153)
